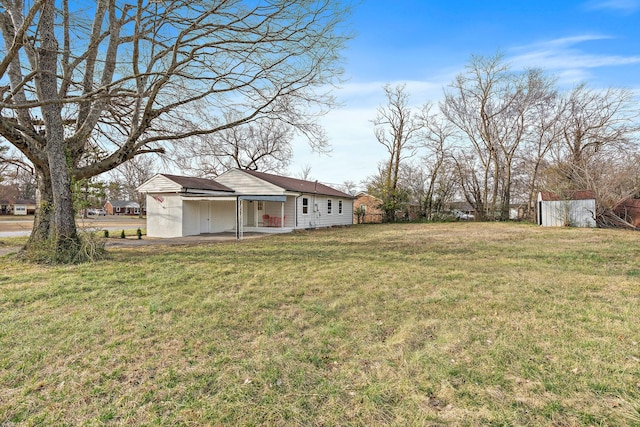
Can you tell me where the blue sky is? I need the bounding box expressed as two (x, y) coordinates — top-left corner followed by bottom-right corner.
(289, 0), (640, 189)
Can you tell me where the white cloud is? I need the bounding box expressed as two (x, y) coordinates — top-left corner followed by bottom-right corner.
(335, 79), (445, 108)
(508, 35), (640, 86)
(584, 0), (640, 13)
(289, 78), (453, 185)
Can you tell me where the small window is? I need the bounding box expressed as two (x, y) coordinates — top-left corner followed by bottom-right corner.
(327, 199), (332, 215)
(257, 201), (264, 210)
(302, 197), (309, 215)
(338, 200), (343, 214)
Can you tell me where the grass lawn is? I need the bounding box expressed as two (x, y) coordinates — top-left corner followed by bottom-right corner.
(1, 222), (640, 425)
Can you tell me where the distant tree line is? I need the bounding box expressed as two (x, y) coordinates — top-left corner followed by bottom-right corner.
(365, 54), (640, 225)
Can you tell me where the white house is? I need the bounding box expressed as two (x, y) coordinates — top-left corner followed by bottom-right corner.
(137, 169), (355, 238)
(537, 191), (597, 227)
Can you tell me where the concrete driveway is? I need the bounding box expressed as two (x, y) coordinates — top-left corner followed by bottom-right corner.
(105, 231), (265, 248)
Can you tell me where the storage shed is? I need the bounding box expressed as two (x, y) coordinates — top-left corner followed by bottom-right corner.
(537, 191), (596, 227)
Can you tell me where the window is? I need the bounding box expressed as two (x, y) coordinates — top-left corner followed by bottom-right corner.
(338, 200), (343, 214)
(302, 197), (309, 215)
(257, 201), (264, 210)
(327, 199), (332, 214)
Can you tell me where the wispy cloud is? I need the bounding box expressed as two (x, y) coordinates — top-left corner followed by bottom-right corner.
(508, 35), (640, 86)
(583, 0), (640, 14)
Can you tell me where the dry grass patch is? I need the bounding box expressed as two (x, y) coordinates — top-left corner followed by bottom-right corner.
(1, 222), (640, 425)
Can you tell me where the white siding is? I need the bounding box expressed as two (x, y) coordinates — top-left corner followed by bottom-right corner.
(14, 204), (27, 215)
(296, 194), (353, 229)
(539, 198), (596, 227)
(183, 200), (237, 235)
(137, 174), (183, 193)
(183, 200), (201, 236)
(146, 194), (183, 237)
(211, 200), (236, 232)
(216, 169), (283, 194)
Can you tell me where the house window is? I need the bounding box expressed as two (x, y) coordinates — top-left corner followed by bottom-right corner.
(327, 199), (332, 214)
(338, 200), (343, 214)
(257, 201), (264, 210)
(302, 197), (309, 215)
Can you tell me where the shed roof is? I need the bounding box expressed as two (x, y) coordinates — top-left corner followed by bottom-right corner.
(240, 169), (354, 198)
(160, 174), (235, 193)
(538, 190), (596, 201)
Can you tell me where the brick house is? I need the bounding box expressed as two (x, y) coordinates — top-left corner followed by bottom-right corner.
(353, 192), (384, 224)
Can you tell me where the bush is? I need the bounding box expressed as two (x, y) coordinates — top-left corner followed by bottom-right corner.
(136, 228), (142, 239)
(120, 230), (126, 239)
(21, 231), (107, 264)
(103, 230), (109, 238)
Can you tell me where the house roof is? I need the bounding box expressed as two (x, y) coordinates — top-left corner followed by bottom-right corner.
(0, 198), (36, 205)
(355, 191), (382, 201)
(14, 199), (36, 205)
(615, 198), (640, 209)
(539, 190), (596, 201)
(160, 174), (235, 193)
(240, 169), (355, 198)
(107, 200), (140, 208)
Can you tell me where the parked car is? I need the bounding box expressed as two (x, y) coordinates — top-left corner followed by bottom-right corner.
(453, 210), (474, 220)
(87, 208), (107, 216)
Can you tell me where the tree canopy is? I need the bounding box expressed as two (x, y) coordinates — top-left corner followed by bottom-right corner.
(0, 0), (350, 262)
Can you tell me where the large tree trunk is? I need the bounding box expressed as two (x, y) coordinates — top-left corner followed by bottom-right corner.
(32, 0), (79, 258)
(26, 167), (53, 246)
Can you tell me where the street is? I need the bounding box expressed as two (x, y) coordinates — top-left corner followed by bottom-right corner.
(0, 216), (147, 237)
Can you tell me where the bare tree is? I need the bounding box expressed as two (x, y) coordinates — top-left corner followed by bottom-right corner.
(554, 83), (639, 184)
(175, 115), (294, 177)
(110, 155), (157, 218)
(0, 0), (350, 261)
(450, 150), (485, 217)
(340, 180), (358, 195)
(442, 54), (556, 220)
(418, 103), (456, 220)
(296, 164), (314, 181)
(517, 84), (562, 220)
(373, 84), (422, 221)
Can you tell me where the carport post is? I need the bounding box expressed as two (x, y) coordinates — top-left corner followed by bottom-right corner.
(235, 196), (243, 241)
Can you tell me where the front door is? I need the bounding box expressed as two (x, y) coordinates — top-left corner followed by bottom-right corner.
(245, 201), (255, 226)
(256, 200), (264, 227)
(200, 202), (211, 233)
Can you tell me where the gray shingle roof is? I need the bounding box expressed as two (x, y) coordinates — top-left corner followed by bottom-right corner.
(241, 169), (354, 198)
(161, 174), (235, 192)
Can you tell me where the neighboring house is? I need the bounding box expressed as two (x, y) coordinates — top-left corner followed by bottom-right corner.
(613, 198), (640, 228)
(137, 169), (355, 238)
(509, 202), (530, 221)
(104, 200), (143, 216)
(0, 198), (36, 215)
(353, 192), (384, 223)
(537, 191), (596, 227)
(449, 201), (476, 219)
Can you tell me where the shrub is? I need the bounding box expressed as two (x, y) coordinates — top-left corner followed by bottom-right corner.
(104, 230), (109, 238)
(21, 231), (107, 264)
(136, 228), (142, 239)
(120, 230), (126, 239)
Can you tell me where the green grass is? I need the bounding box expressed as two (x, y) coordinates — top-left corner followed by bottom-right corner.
(1, 223), (640, 425)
